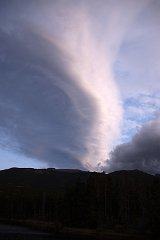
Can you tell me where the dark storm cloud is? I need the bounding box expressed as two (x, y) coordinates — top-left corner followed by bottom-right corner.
(104, 119), (160, 174)
(0, 1), (96, 169)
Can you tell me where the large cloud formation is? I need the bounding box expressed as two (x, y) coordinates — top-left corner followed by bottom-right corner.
(0, 0), (155, 171)
(0, 0), (124, 170)
(104, 119), (160, 174)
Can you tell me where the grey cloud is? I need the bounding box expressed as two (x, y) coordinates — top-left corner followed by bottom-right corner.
(104, 119), (160, 174)
(114, 0), (160, 96)
(0, 2), (96, 169)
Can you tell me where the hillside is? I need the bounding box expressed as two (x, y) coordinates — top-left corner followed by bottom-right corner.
(0, 168), (159, 237)
(0, 167), (88, 192)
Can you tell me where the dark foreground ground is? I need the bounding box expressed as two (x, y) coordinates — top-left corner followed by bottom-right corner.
(0, 168), (159, 239)
(0, 221), (153, 240)
(0, 223), (53, 240)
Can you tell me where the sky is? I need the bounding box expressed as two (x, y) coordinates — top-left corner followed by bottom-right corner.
(0, 0), (160, 174)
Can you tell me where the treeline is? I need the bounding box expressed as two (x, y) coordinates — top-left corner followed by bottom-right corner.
(0, 168), (159, 236)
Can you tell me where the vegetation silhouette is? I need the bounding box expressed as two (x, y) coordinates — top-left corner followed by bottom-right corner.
(0, 168), (159, 238)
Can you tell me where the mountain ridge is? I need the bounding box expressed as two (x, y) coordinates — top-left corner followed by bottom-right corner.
(0, 167), (159, 235)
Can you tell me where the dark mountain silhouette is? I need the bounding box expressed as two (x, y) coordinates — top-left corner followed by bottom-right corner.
(0, 167), (153, 190)
(0, 167), (88, 191)
(0, 167), (159, 237)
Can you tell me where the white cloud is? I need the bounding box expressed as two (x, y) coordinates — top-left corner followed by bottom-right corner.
(118, 93), (160, 144)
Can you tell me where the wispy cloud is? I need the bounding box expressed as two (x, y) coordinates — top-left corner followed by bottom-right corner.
(114, 1), (160, 96)
(0, 0), (158, 171)
(0, 0), (124, 170)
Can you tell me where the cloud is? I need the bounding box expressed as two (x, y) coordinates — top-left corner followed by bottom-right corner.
(0, 0), (156, 170)
(117, 93), (160, 144)
(0, 0), (123, 170)
(103, 118), (160, 174)
(0, 27), (96, 169)
(114, 0), (160, 97)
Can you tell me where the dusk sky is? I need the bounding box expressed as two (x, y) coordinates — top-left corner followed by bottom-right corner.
(0, 0), (160, 174)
